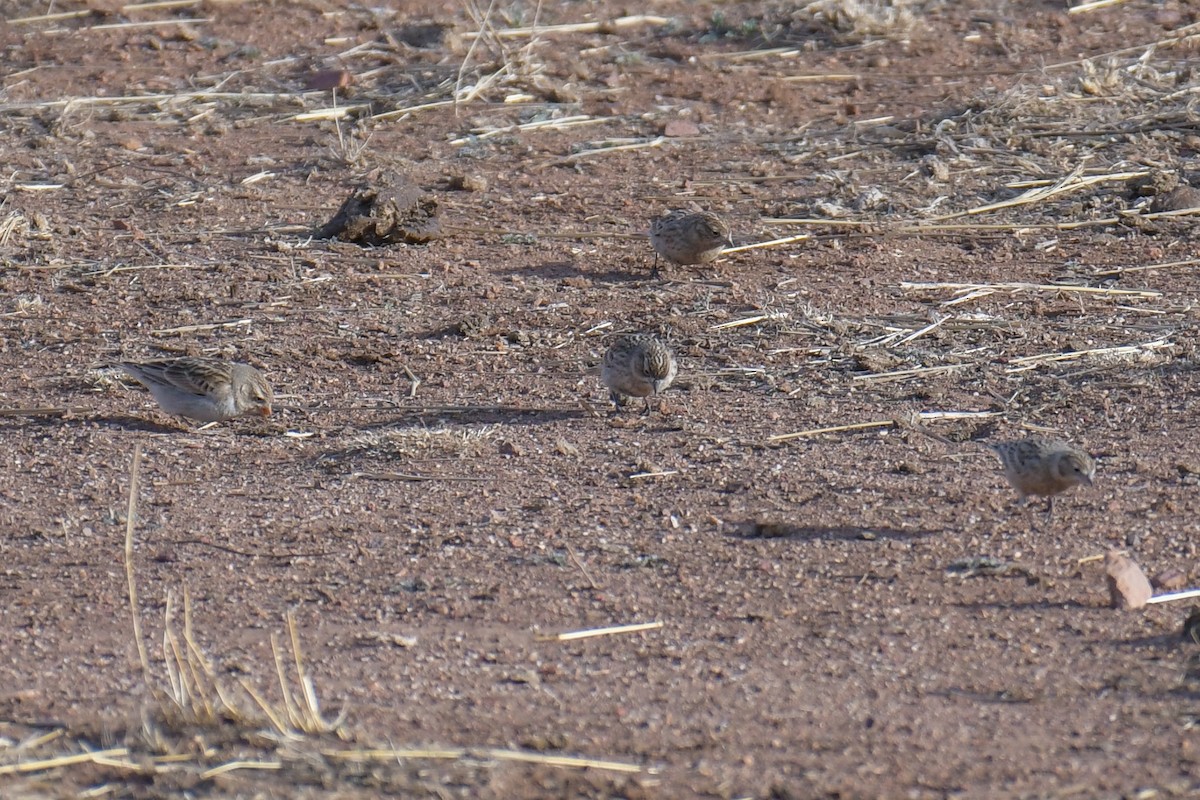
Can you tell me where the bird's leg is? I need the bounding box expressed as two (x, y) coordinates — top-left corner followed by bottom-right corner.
(609, 390), (625, 413)
(641, 396), (654, 416)
(1016, 494), (1041, 532)
(651, 252), (662, 280)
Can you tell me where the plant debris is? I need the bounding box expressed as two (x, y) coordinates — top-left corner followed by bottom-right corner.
(317, 173), (442, 245)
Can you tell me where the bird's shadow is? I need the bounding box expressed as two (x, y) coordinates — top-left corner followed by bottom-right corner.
(89, 413), (186, 434)
(726, 520), (941, 542)
(923, 688), (1039, 706)
(1100, 631), (1190, 649)
(497, 261), (647, 283)
(352, 404), (590, 429)
(0, 411), (182, 434)
(949, 599), (1095, 612)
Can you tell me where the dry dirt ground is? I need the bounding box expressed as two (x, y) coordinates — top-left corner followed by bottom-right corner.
(2, 1), (1200, 797)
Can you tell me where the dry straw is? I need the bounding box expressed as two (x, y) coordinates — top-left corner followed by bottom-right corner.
(125, 445), (150, 681)
(458, 14), (670, 40)
(767, 411), (999, 443)
(540, 136), (666, 168)
(2, 441), (650, 788)
(1068, 0), (1134, 14)
(538, 621), (665, 642)
(901, 281), (1162, 304)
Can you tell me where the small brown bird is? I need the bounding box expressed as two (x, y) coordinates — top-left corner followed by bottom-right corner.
(648, 210), (732, 277)
(120, 357), (273, 423)
(601, 334), (678, 414)
(989, 436), (1095, 516)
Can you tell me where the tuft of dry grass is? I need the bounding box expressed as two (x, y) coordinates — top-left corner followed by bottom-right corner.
(0, 211), (31, 245)
(0, 443), (649, 795)
(1, 293), (45, 317)
(350, 424), (499, 458)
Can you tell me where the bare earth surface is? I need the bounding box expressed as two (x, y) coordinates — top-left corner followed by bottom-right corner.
(2, 1), (1200, 797)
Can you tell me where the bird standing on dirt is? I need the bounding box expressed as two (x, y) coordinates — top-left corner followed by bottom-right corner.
(648, 210), (733, 277)
(601, 334), (677, 414)
(120, 357), (273, 423)
(988, 436), (1095, 517)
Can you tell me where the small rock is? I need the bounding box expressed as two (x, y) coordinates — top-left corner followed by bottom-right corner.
(1105, 551), (1153, 610)
(749, 520), (790, 538)
(454, 312), (491, 339)
(1152, 568), (1189, 591)
(663, 120), (701, 137)
(919, 154), (949, 182)
(355, 631), (417, 648)
(1151, 185), (1200, 213)
(498, 440), (524, 457)
(1183, 607), (1200, 644)
(305, 70), (353, 91)
(1131, 170), (1179, 197)
(173, 23), (200, 42)
(447, 174), (488, 192)
(855, 187), (889, 211)
(503, 669), (540, 687)
(520, 732), (569, 751)
(87, 0), (124, 15)
(395, 21), (453, 48)
(1154, 8), (1183, 27)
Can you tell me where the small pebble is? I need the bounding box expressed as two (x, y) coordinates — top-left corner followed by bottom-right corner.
(1105, 551), (1152, 610)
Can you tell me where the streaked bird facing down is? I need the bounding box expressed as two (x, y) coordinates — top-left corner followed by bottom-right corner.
(601, 334), (678, 414)
(120, 357), (273, 423)
(989, 435), (1095, 516)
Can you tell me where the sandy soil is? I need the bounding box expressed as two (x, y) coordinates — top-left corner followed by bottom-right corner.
(1, 1), (1199, 797)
